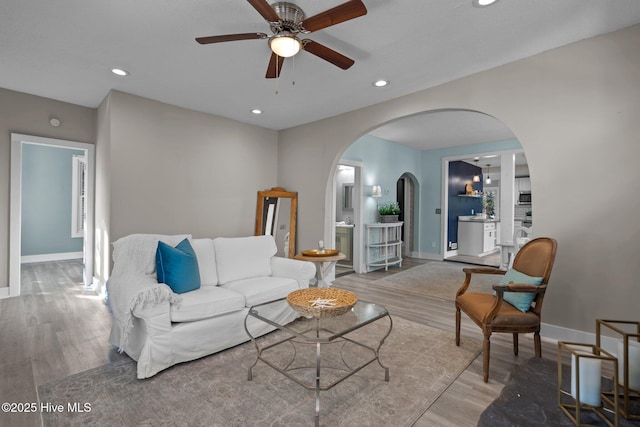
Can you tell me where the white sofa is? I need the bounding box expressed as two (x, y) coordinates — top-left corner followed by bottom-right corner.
(107, 233), (316, 379)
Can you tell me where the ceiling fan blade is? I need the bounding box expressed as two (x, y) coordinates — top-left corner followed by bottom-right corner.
(247, 0), (281, 22)
(302, 0), (367, 33)
(196, 32), (267, 44)
(302, 40), (354, 70)
(266, 52), (285, 78)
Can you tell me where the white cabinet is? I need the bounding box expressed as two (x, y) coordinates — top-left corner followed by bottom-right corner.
(335, 226), (353, 267)
(458, 221), (497, 256)
(514, 177), (531, 200)
(365, 223), (403, 271)
(517, 177), (531, 192)
(483, 223), (497, 253)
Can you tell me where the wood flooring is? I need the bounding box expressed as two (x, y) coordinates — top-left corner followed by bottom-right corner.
(0, 258), (557, 427)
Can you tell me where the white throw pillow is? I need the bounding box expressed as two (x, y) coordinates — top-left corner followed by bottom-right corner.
(214, 235), (277, 285)
(190, 238), (218, 286)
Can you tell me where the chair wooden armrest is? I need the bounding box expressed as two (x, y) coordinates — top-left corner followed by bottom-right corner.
(492, 283), (547, 294)
(456, 267), (507, 297)
(484, 284), (548, 323)
(462, 267), (507, 275)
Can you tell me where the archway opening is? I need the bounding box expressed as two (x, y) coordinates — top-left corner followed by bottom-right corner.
(330, 108), (530, 273)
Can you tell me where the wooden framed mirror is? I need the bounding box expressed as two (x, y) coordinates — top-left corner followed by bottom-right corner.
(255, 187), (297, 258)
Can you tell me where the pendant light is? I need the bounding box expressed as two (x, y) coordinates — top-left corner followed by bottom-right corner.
(485, 164), (492, 185)
(473, 159), (481, 182)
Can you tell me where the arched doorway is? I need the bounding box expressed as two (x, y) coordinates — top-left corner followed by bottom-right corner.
(328, 108), (528, 273)
(396, 173), (418, 257)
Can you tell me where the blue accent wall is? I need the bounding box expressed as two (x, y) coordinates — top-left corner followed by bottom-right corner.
(21, 144), (85, 256)
(341, 134), (423, 225)
(447, 161), (484, 249)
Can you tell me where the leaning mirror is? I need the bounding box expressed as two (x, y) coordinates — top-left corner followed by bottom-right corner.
(255, 187), (297, 258)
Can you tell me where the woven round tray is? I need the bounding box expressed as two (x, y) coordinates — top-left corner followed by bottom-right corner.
(287, 288), (358, 318)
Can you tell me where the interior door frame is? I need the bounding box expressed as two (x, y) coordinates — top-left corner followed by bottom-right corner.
(8, 133), (95, 298)
(441, 149), (521, 260)
(330, 160), (364, 273)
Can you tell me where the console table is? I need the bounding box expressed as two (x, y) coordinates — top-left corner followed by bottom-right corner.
(365, 222), (403, 271)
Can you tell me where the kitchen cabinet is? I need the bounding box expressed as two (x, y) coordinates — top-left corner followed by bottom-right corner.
(482, 222), (496, 253)
(365, 222), (403, 271)
(517, 177), (531, 192)
(514, 177), (531, 201)
(458, 220), (497, 256)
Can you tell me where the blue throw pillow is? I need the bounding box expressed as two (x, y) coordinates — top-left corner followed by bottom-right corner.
(156, 238), (201, 294)
(498, 268), (544, 312)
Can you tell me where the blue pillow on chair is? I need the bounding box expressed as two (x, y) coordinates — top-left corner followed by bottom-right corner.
(156, 238), (201, 294)
(498, 268), (544, 312)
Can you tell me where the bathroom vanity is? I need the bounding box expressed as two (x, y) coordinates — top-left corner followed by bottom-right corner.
(335, 224), (354, 267)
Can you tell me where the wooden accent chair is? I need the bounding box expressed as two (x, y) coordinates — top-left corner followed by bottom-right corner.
(455, 237), (558, 382)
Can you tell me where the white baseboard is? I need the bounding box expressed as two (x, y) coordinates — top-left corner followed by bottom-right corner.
(21, 252), (83, 264)
(91, 276), (108, 301)
(541, 322), (620, 354)
(445, 249), (458, 258)
(407, 251), (442, 261)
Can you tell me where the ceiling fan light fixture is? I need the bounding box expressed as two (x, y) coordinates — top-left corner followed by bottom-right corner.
(269, 34), (301, 58)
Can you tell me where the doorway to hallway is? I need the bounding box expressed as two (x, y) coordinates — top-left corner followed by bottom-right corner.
(8, 133), (95, 298)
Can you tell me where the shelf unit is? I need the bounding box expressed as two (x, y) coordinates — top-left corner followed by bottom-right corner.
(365, 222), (403, 272)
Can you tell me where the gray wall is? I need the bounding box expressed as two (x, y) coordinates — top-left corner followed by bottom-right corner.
(0, 88), (95, 290)
(278, 25), (640, 335)
(21, 144), (84, 256)
(93, 90), (279, 286)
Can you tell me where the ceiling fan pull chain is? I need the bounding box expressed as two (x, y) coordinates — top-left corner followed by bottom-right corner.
(275, 55), (279, 95)
(292, 55), (296, 86)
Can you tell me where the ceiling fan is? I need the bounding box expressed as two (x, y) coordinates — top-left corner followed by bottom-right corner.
(195, 0), (367, 78)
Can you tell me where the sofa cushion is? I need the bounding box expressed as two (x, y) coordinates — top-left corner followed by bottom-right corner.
(190, 238), (218, 286)
(221, 276), (299, 307)
(156, 239), (201, 294)
(170, 286), (245, 322)
(214, 236), (277, 285)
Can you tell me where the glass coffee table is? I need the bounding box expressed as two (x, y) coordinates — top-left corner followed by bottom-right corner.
(245, 297), (392, 426)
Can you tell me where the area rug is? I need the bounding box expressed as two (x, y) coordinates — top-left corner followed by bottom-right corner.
(371, 261), (499, 301)
(38, 317), (480, 427)
(479, 357), (640, 427)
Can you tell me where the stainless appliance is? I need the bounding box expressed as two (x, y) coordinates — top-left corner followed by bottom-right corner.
(518, 191), (532, 205)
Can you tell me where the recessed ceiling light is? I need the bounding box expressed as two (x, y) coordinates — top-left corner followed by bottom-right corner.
(473, 0), (498, 7)
(251, 109), (263, 115)
(373, 79), (389, 87)
(111, 68), (129, 76)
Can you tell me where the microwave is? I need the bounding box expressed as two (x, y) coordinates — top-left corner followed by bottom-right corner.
(518, 191), (532, 204)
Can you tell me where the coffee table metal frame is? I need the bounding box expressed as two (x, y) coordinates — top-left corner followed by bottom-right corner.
(245, 297), (392, 426)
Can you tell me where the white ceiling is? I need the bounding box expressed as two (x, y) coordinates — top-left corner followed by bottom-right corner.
(3, 0), (640, 147)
